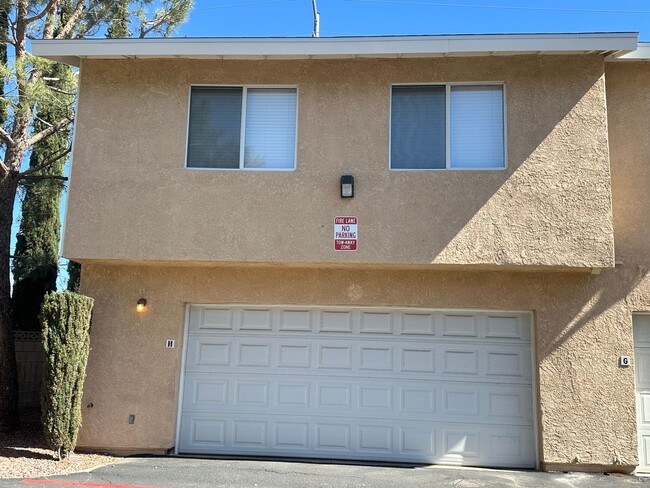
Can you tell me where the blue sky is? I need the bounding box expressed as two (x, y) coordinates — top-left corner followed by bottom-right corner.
(176, 0), (650, 39)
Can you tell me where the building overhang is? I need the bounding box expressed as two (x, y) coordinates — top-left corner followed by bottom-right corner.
(31, 32), (639, 67)
(607, 42), (650, 61)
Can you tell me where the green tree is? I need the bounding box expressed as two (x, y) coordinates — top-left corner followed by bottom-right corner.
(107, 0), (130, 38)
(0, 0), (193, 432)
(40, 291), (93, 459)
(13, 61), (74, 331)
(66, 260), (80, 292)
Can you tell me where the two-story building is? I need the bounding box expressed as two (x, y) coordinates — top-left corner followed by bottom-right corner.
(33, 32), (650, 473)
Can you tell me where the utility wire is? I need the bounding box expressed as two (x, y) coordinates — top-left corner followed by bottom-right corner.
(342, 0), (650, 14)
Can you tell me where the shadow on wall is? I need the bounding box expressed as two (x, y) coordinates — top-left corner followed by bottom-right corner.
(378, 59), (612, 267)
(606, 63), (650, 265)
(536, 265), (648, 359)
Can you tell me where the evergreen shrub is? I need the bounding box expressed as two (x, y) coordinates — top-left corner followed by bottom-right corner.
(40, 291), (93, 459)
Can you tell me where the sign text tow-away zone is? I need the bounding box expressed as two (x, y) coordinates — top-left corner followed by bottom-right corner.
(334, 216), (358, 251)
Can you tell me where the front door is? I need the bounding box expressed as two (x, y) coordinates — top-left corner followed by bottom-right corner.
(633, 315), (650, 472)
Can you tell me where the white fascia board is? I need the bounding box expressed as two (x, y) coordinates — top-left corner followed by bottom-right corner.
(607, 42), (650, 61)
(32, 32), (639, 67)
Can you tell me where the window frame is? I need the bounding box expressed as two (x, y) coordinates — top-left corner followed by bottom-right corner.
(389, 82), (508, 171)
(184, 84), (299, 171)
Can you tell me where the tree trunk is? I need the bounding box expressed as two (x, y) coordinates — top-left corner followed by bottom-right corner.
(0, 171), (20, 431)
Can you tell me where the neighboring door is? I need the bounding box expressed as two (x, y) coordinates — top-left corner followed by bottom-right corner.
(177, 305), (536, 468)
(634, 315), (650, 472)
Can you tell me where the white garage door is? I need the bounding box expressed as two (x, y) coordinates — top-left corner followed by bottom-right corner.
(177, 305), (535, 468)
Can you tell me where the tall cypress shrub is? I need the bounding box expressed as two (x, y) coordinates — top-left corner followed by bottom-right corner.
(40, 291), (93, 459)
(66, 261), (81, 292)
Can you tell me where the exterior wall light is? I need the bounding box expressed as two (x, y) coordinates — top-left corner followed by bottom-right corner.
(136, 298), (147, 313)
(340, 175), (354, 198)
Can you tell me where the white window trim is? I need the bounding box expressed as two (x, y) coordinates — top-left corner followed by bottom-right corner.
(389, 81), (508, 171)
(184, 84), (299, 171)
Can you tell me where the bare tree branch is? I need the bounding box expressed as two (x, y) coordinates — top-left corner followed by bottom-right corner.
(0, 160), (9, 175)
(14, 0), (28, 60)
(19, 146), (71, 179)
(0, 126), (13, 147)
(34, 115), (53, 128)
(54, 0), (85, 40)
(74, 2), (112, 39)
(25, 116), (73, 147)
(24, 0), (60, 25)
(139, 11), (173, 38)
(44, 85), (75, 96)
(42, 0), (64, 40)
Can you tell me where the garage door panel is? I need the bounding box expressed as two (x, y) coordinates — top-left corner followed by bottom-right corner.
(486, 387), (533, 422)
(187, 338), (531, 381)
(400, 427), (436, 455)
(278, 343), (312, 368)
(274, 421), (310, 449)
(318, 344), (352, 369)
(486, 314), (529, 340)
(400, 346), (436, 372)
(188, 306), (530, 341)
(232, 420), (267, 447)
(400, 386), (435, 414)
(180, 413), (535, 467)
(441, 313), (479, 337)
(401, 312), (435, 335)
(184, 377), (228, 409)
(186, 337), (231, 367)
(359, 345), (393, 371)
(179, 305), (535, 468)
(183, 373), (533, 426)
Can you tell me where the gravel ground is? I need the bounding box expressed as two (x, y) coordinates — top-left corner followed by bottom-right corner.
(0, 411), (126, 480)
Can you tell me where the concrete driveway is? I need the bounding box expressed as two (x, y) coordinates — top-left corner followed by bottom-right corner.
(1, 457), (648, 487)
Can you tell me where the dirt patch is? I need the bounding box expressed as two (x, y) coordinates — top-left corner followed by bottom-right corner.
(0, 414), (126, 480)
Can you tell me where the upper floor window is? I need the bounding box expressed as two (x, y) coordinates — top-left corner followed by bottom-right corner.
(186, 86), (297, 170)
(390, 84), (505, 170)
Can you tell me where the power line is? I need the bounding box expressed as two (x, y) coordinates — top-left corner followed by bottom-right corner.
(342, 0), (650, 14)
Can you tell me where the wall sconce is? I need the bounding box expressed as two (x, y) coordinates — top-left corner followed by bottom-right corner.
(136, 298), (147, 313)
(340, 175), (354, 198)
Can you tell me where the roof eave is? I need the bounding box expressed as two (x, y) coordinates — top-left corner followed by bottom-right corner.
(607, 43), (650, 62)
(31, 32), (640, 67)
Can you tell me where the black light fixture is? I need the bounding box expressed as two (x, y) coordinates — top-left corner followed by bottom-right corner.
(340, 175), (354, 198)
(136, 298), (147, 313)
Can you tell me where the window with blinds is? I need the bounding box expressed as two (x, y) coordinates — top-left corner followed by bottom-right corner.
(187, 86), (297, 170)
(390, 84), (505, 170)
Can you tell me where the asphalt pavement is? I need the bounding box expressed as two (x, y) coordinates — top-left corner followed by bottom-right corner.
(1, 457), (649, 487)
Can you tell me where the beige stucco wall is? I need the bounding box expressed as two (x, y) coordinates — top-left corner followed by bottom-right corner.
(64, 55), (614, 268)
(77, 262), (649, 470)
(72, 60), (650, 471)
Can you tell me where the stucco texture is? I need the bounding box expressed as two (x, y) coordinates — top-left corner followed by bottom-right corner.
(77, 261), (649, 470)
(64, 56), (614, 268)
(67, 57), (650, 471)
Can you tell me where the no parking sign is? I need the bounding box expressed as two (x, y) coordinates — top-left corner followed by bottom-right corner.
(334, 216), (358, 251)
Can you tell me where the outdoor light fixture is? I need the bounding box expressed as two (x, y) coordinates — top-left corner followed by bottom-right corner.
(136, 298), (147, 313)
(340, 175), (354, 198)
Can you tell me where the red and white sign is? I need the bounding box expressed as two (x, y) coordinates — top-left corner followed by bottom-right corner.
(334, 216), (358, 251)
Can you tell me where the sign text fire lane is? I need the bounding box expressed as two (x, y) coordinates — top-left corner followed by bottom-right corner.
(334, 216), (358, 251)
